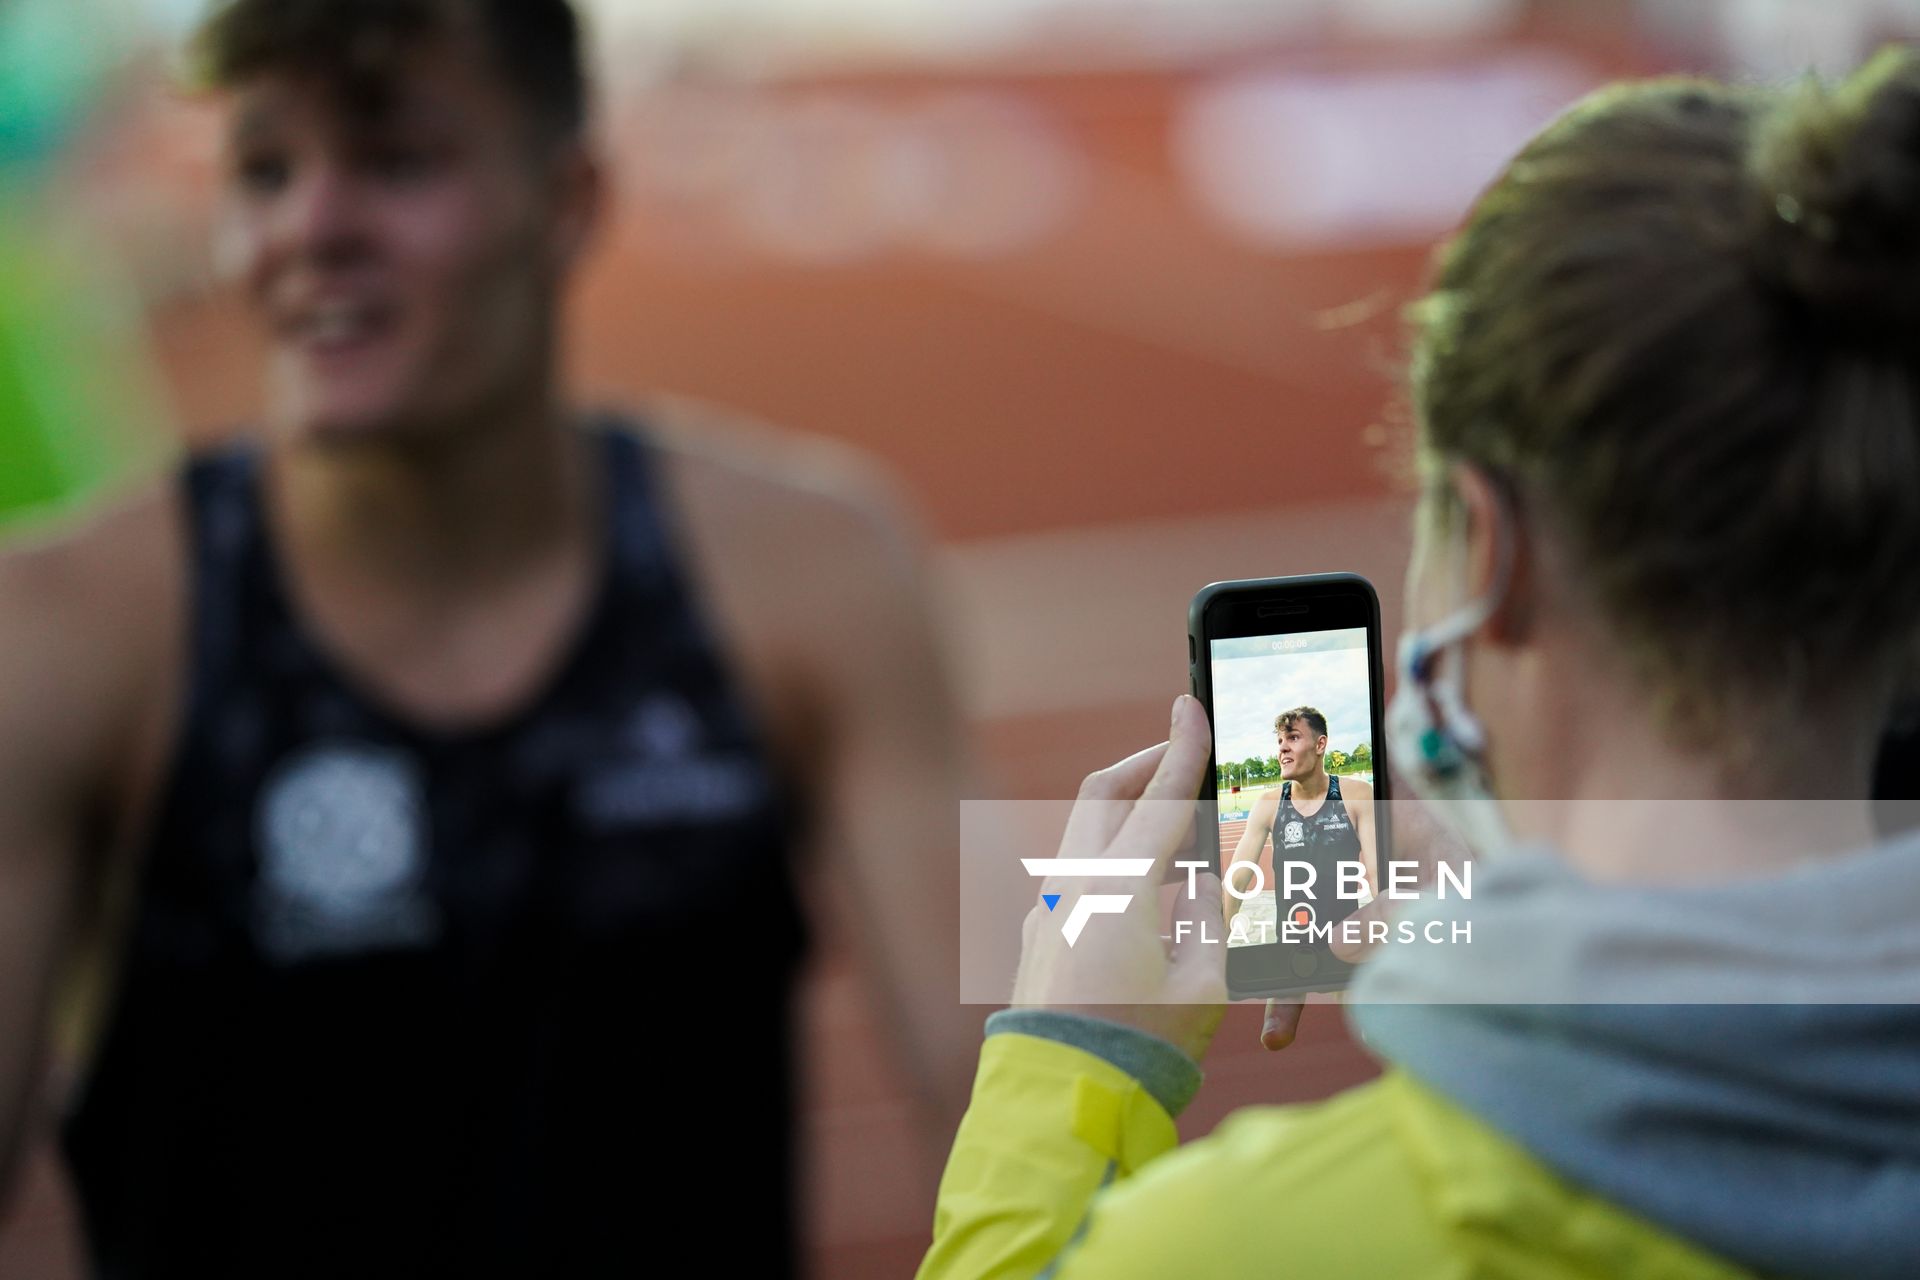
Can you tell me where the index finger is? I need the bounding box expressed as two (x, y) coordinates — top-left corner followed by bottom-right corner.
(1107, 695), (1211, 877)
(1059, 739), (1173, 861)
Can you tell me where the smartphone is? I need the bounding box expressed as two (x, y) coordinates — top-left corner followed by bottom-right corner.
(1188, 573), (1389, 1000)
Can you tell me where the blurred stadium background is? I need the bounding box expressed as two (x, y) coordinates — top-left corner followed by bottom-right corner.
(4, 0), (1915, 1273)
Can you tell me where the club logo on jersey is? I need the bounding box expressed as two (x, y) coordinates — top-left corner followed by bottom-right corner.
(574, 693), (769, 829)
(254, 743), (441, 962)
(629, 695), (703, 758)
(1282, 819), (1306, 846)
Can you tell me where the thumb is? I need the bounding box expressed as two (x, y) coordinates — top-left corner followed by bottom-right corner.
(1261, 998), (1304, 1051)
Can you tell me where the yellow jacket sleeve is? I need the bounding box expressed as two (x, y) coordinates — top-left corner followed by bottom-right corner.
(918, 1029), (1184, 1280)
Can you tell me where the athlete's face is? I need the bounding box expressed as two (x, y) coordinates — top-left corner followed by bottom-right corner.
(1276, 722), (1326, 780)
(217, 38), (599, 446)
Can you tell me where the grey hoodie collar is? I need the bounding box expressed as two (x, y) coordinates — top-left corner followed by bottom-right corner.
(1349, 832), (1920, 1280)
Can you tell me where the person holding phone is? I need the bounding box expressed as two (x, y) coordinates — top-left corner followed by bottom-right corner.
(0, 1), (976, 1274)
(1223, 706), (1376, 934)
(922, 49), (1920, 1280)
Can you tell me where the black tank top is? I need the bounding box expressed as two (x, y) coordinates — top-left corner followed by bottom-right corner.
(63, 422), (810, 1278)
(1273, 774), (1364, 928)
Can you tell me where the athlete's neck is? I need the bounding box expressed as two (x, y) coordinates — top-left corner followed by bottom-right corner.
(267, 401), (596, 598)
(1289, 768), (1331, 804)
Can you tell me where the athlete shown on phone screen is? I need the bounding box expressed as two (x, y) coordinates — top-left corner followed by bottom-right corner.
(1223, 706), (1376, 934)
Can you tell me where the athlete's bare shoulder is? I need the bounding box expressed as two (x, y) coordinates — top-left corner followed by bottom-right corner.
(1339, 776), (1375, 807)
(0, 478), (183, 660)
(619, 397), (944, 755)
(633, 394), (925, 560)
(0, 478), (186, 791)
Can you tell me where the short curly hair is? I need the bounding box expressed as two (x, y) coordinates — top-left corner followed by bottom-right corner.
(194, 0), (587, 143)
(1274, 707), (1329, 741)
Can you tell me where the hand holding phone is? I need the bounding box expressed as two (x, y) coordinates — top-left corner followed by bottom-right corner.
(1009, 697), (1229, 1062)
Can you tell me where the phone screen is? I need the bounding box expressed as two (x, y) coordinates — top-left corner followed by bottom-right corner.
(1192, 577), (1386, 990)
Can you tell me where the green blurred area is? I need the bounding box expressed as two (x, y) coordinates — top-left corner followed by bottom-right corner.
(0, 0), (116, 171)
(0, 0), (166, 527)
(0, 209), (120, 520)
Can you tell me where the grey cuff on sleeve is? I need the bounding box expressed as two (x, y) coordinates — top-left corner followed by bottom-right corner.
(986, 1009), (1203, 1118)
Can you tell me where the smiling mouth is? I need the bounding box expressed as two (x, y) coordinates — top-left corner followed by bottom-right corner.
(286, 301), (395, 355)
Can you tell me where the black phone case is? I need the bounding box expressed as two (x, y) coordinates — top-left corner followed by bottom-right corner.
(1187, 573), (1388, 1001)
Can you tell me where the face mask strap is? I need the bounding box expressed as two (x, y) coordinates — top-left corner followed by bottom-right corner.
(1403, 482), (1518, 767)
(1415, 479), (1517, 662)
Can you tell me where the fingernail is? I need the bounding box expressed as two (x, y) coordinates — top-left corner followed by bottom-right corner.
(1170, 694), (1189, 734)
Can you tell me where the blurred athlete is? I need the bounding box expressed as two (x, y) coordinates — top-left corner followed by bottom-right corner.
(0, 1), (973, 1274)
(1223, 706), (1376, 933)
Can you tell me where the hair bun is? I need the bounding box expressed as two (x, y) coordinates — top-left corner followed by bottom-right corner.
(1748, 46), (1920, 341)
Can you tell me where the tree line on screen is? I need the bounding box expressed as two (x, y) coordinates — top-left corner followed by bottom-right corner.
(1217, 743), (1371, 790)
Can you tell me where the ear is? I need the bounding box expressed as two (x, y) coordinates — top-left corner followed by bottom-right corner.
(1448, 462), (1532, 646)
(545, 141), (606, 271)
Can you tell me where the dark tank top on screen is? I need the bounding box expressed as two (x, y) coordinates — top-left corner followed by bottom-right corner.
(1273, 774), (1364, 929)
(63, 421), (810, 1278)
